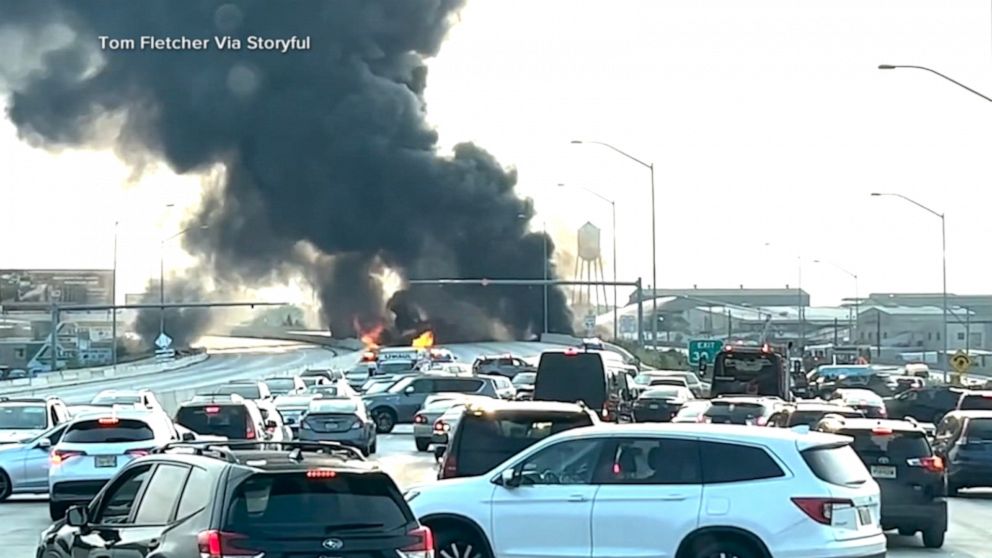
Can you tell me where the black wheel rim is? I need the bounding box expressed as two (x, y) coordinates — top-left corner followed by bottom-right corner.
(0, 475), (8, 497)
(438, 541), (484, 558)
(377, 414), (393, 430)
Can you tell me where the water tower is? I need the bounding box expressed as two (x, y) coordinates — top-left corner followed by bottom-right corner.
(573, 222), (608, 313)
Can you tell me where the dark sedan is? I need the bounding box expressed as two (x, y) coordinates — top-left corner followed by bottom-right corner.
(631, 386), (694, 422)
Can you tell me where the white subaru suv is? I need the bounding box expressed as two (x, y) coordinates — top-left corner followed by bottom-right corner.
(48, 408), (179, 520)
(406, 423), (885, 558)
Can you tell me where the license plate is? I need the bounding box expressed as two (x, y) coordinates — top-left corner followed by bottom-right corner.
(870, 465), (896, 479)
(324, 422), (339, 429)
(649, 404), (659, 409)
(857, 506), (873, 525)
(95, 455), (117, 468)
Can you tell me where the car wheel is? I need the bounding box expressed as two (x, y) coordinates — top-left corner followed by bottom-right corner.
(48, 501), (69, 522)
(922, 527), (945, 549)
(0, 470), (11, 501)
(435, 527), (490, 558)
(373, 409), (396, 434)
(689, 536), (763, 558)
(415, 438), (431, 452)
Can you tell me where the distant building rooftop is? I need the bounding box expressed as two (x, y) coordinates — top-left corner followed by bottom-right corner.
(858, 304), (973, 317)
(629, 288), (810, 308)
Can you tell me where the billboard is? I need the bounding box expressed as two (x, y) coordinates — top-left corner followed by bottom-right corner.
(0, 269), (113, 310)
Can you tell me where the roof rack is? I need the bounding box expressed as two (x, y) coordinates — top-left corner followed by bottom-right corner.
(152, 440), (367, 463)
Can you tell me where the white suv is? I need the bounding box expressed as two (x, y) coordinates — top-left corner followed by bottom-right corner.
(48, 408), (179, 520)
(406, 423), (885, 558)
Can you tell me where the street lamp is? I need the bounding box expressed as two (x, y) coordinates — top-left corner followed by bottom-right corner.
(871, 192), (948, 381)
(558, 183), (618, 340)
(878, 65), (992, 103)
(812, 259), (859, 342)
(571, 140), (657, 345)
(159, 224), (209, 339)
(518, 214), (549, 334)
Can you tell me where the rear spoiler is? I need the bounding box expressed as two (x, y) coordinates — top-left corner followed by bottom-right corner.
(794, 432), (854, 453)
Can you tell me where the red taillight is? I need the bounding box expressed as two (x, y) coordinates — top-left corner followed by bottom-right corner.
(245, 415), (256, 440)
(564, 347), (579, 356)
(440, 451), (458, 479)
(205, 406), (220, 414)
(401, 526), (435, 558)
(51, 449), (85, 465)
(791, 497), (854, 525)
(908, 456), (944, 473)
(307, 469), (337, 479)
(98, 417), (119, 425)
(433, 420), (449, 433)
(871, 427), (893, 435)
(755, 416), (768, 426)
(196, 530), (258, 558)
(125, 448), (153, 458)
(414, 414), (427, 424)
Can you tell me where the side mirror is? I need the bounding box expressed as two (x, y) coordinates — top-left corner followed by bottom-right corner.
(433, 445), (446, 462)
(404, 386), (416, 396)
(181, 431), (196, 442)
(66, 505), (89, 527)
(37, 438), (52, 450)
(500, 467), (520, 488)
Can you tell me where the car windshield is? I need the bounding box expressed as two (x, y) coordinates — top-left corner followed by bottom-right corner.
(455, 411), (594, 476)
(176, 405), (250, 439)
(310, 400), (358, 414)
(0, 404), (47, 429)
(640, 387), (685, 399)
(960, 395), (992, 411)
(62, 418), (154, 443)
(211, 384), (263, 400)
(704, 402), (766, 422)
(364, 382), (393, 395)
(91, 394), (142, 406)
(843, 429), (931, 460)
(966, 418), (992, 440)
(634, 374), (662, 386)
(224, 472), (411, 532)
(380, 361), (416, 375)
(790, 408), (864, 426)
(306, 385), (341, 397)
(513, 372), (537, 386)
(264, 378), (296, 395)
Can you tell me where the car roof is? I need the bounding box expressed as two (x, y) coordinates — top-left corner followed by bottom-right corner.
(152, 442), (378, 473)
(548, 422), (849, 450)
(463, 400), (591, 414)
(961, 390), (992, 397)
(66, 408), (166, 424)
(821, 418), (925, 433)
(710, 396), (780, 405)
(944, 410), (992, 419)
(790, 402), (860, 413)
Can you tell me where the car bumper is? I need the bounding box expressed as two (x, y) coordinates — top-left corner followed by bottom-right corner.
(880, 500), (946, 531)
(430, 432), (449, 445)
(298, 430), (372, 448)
(775, 534), (887, 558)
(412, 424), (434, 439)
(50, 480), (109, 504)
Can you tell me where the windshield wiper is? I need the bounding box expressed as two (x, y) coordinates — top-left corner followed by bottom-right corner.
(325, 522), (385, 532)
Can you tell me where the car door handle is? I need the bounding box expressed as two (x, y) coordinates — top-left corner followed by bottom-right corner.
(567, 494), (588, 502)
(657, 494), (689, 501)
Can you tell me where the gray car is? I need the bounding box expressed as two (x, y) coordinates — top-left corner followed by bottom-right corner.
(362, 375), (498, 433)
(0, 423), (67, 500)
(412, 394), (490, 452)
(297, 398), (376, 456)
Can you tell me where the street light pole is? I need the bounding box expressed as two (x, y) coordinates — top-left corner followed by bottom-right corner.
(543, 220), (549, 335)
(878, 65), (992, 103)
(871, 192), (948, 381)
(559, 183), (619, 339)
(571, 140), (655, 345)
(812, 259), (859, 342)
(112, 221), (118, 366)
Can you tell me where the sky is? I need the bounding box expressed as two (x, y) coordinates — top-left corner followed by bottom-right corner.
(1, 0), (991, 307)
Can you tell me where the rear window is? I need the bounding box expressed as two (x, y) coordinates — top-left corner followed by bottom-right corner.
(842, 429), (931, 460)
(224, 472), (411, 531)
(641, 387), (684, 399)
(790, 409), (863, 427)
(802, 444), (872, 486)
(455, 411), (594, 476)
(534, 353), (607, 409)
(965, 418), (992, 440)
(0, 404), (47, 429)
(959, 394), (992, 411)
(380, 361), (415, 375)
(263, 379), (296, 394)
(513, 373), (536, 386)
(176, 405), (250, 439)
(705, 402), (767, 421)
(91, 394), (142, 406)
(211, 384), (262, 400)
(63, 419), (154, 443)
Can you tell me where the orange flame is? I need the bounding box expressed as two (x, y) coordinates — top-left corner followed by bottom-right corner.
(412, 330), (435, 349)
(354, 317), (384, 350)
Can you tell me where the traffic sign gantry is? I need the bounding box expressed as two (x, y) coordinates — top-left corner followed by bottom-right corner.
(688, 339), (724, 366)
(951, 351), (971, 374)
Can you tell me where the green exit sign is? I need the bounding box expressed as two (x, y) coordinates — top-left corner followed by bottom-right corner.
(688, 339), (724, 365)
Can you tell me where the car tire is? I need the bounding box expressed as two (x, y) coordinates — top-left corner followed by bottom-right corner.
(922, 527), (945, 549)
(49, 501), (69, 522)
(0, 470), (11, 501)
(689, 536), (763, 558)
(373, 409), (396, 434)
(415, 438), (431, 452)
(435, 526), (491, 558)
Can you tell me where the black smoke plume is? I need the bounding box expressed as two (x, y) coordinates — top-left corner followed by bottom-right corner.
(0, 1), (574, 342)
(131, 278), (213, 349)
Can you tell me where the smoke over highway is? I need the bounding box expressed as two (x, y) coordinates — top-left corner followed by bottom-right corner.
(131, 280), (213, 349)
(0, 1), (573, 342)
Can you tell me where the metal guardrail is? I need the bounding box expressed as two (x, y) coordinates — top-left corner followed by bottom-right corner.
(0, 352), (210, 395)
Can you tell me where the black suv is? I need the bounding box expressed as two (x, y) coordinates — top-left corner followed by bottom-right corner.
(814, 417), (947, 548)
(532, 349), (634, 422)
(437, 400), (597, 479)
(38, 441), (433, 558)
(884, 386), (966, 425)
(174, 395), (271, 441)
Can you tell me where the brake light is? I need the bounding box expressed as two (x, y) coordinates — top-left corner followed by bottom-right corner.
(871, 427), (893, 435)
(755, 416), (768, 426)
(697, 414), (711, 423)
(433, 420), (449, 433)
(761, 343), (771, 353)
(98, 417), (119, 425)
(982, 394), (992, 399)
(196, 530), (259, 558)
(125, 448), (153, 458)
(51, 449), (85, 465)
(440, 451), (458, 479)
(724, 345), (734, 352)
(414, 414), (427, 424)
(307, 469), (337, 479)
(205, 406), (220, 414)
(400, 525), (435, 558)
(908, 456), (944, 473)
(245, 415), (256, 440)
(791, 497), (854, 525)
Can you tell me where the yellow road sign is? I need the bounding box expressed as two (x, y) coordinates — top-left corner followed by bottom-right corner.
(951, 351), (971, 373)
